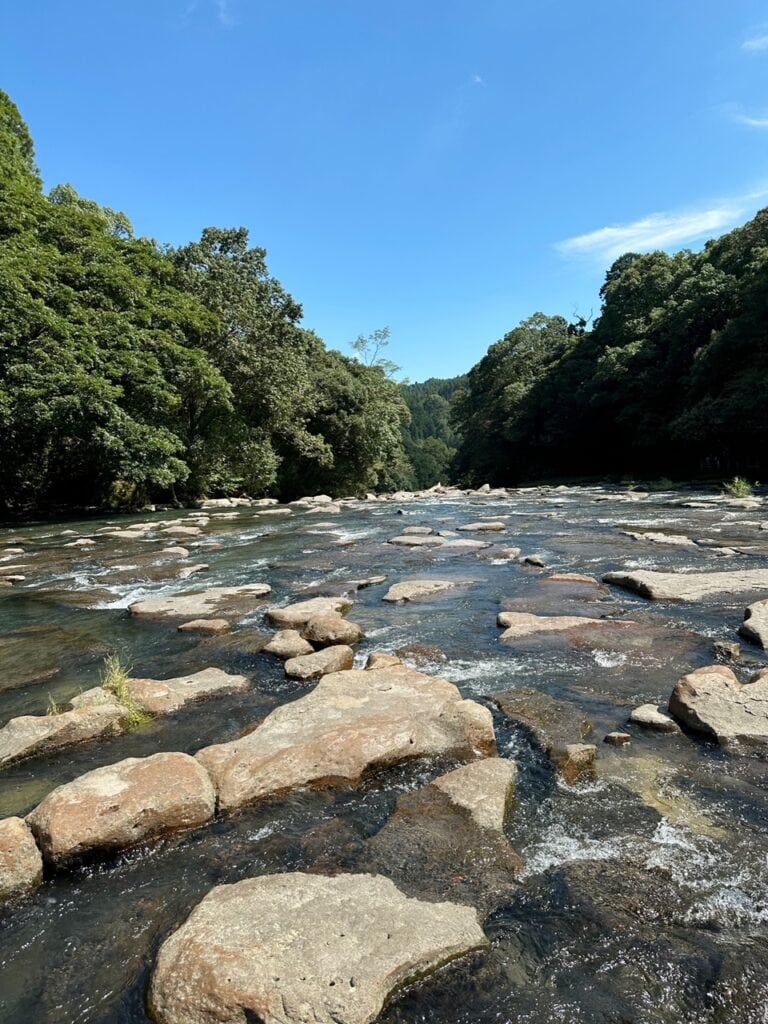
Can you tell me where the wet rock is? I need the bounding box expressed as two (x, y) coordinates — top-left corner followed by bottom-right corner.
(0, 817), (43, 904)
(148, 872), (487, 1024)
(285, 645), (355, 681)
(629, 703), (681, 734)
(739, 598), (768, 648)
(457, 521), (506, 532)
(263, 629), (314, 659)
(177, 563), (208, 580)
(494, 546), (522, 559)
(177, 618), (231, 634)
(365, 652), (402, 669)
(27, 752), (215, 866)
(196, 665), (496, 812)
(603, 568), (768, 601)
(432, 758), (517, 833)
(64, 537), (96, 548)
(440, 538), (492, 550)
(266, 596), (352, 629)
(714, 639), (741, 662)
(546, 573), (600, 585)
(396, 643), (448, 665)
(604, 731), (631, 746)
(622, 530), (697, 547)
(669, 664), (768, 749)
(0, 688), (125, 767)
(126, 668), (250, 714)
(159, 526), (203, 538)
(493, 688), (593, 782)
(129, 584), (271, 621)
(302, 615), (363, 647)
(497, 611), (623, 641)
(522, 554), (546, 567)
(402, 526), (434, 535)
(388, 534), (446, 547)
(383, 579), (473, 602)
(560, 743), (597, 785)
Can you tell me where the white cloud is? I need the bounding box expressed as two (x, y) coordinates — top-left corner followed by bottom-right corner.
(735, 112), (768, 129)
(555, 190), (768, 262)
(743, 33), (768, 52)
(215, 0), (234, 26)
(472, 74), (486, 86)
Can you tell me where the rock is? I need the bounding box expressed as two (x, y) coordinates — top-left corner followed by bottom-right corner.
(441, 538), (492, 550)
(148, 872), (487, 1024)
(546, 573), (600, 585)
(177, 618), (231, 635)
(602, 568), (768, 601)
(402, 526), (434, 535)
(284, 645), (355, 681)
(560, 743), (597, 785)
(494, 546), (522, 559)
(388, 534), (446, 547)
(161, 546), (190, 557)
(301, 615), (363, 647)
(26, 752), (215, 865)
(497, 611), (624, 641)
(522, 554), (546, 567)
(739, 598), (768, 648)
(396, 643), (448, 666)
(263, 629), (315, 659)
(0, 817), (43, 904)
(0, 688), (125, 767)
(493, 689), (593, 781)
(178, 563), (208, 580)
(431, 758), (517, 833)
(196, 666), (496, 811)
(629, 703), (681, 734)
(129, 584), (271, 621)
(64, 537), (96, 547)
(714, 639), (741, 662)
(266, 596), (352, 629)
(365, 652), (402, 669)
(478, 482), (491, 492)
(125, 668), (250, 715)
(604, 731), (631, 746)
(622, 530), (697, 547)
(2, 546), (25, 554)
(383, 579), (473, 602)
(457, 521), (506, 532)
(669, 665), (768, 749)
(159, 526), (203, 538)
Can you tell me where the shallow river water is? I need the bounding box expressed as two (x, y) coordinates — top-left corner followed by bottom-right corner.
(1, 487), (768, 1023)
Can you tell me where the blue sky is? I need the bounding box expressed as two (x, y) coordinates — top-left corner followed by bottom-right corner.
(2, 1), (768, 379)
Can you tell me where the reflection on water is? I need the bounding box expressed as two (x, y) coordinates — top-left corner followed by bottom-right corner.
(1, 488), (768, 1023)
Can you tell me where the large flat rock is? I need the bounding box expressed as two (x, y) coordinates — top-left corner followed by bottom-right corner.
(266, 597), (352, 628)
(284, 645), (355, 681)
(739, 598), (768, 648)
(196, 665), (496, 811)
(388, 534), (447, 547)
(129, 584), (271, 620)
(603, 569), (768, 601)
(126, 668), (250, 715)
(432, 758), (517, 833)
(149, 872), (487, 1024)
(0, 817), (43, 904)
(669, 665), (768, 750)
(26, 752), (216, 865)
(383, 579), (474, 603)
(497, 611), (625, 641)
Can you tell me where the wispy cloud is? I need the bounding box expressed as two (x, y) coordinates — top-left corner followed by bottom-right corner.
(472, 74), (486, 87)
(556, 189), (768, 262)
(734, 111), (768, 129)
(215, 0), (235, 27)
(743, 33), (768, 52)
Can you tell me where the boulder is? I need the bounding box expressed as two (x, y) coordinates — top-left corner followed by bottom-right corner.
(383, 579), (473, 603)
(402, 526), (434, 535)
(739, 598), (768, 648)
(388, 534), (446, 547)
(545, 573), (600, 586)
(497, 611), (624, 641)
(603, 569), (768, 601)
(64, 537), (96, 547)
(604, 732), (631, 747)
(0, 688), (124, 767)
(559, 743), (597, 785)
(0, 817), (43, 904)
(284, 645), (355, 681)
(301, 615), (363, 647)
(159, 526), (203, 538)
(493, 688), (594, 783)
(365, 652), (402, 669)
(263, 629), (314, 659)
(125, 668), (250, 715)
(494, 546), (522, 559)
(431, 758), (517, 833)
(396, 643), (448, 666)
(629, 703), (681, 734)
(26, 752), (215, 865)
(266, 597), (352, 629)
(196, 666), (496, 811)
(177, 619), (231, 635)
(148, 872), (487, 1024)
(714, 639), (741, 662)
(522, 554), (546, 567)
(669, 665), (768, 749)
(457, 521), (506, 532)
(129, 584), (271, 621)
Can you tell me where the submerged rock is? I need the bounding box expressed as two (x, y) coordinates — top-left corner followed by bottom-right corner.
(0, 817), (43, 904)
(125, 668), (250, 715)
(383, 579), (473, 603)
(629, 703), (681, 733)
(669, 665), (768, 749)
(263, 629), (314, 659)
(603, 568), (768, 601)
(266, 596), (352, 628)
(129, 584), (271, 621)
(148, 872), (488, 1024)
(196, 665), (496, 812)
(388, 534), (446, 547)
(26, 752), (216, 865)
(177, 618), (231, 634)
(402, 526), (434, 535)
(622, 530), (697, 547)
(493, 688), (594, 783)
(497, 611), (622, 641)
(739, 598), (768, 648)
(301, 615), (363, 647)
(604, 731), (631, 746)
(284, 645), (355, 681)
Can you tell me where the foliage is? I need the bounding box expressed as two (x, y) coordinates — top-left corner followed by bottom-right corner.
(398, 376), (466, 488)
(46, 693), (63, 716)
(101, 654), (151, 730)
(723, 476), (754, 497)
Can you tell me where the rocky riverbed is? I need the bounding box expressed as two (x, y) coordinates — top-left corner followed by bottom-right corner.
(1, 485), (768, 1023)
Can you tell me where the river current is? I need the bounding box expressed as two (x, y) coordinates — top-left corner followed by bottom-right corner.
(1, 486), (767, 1023)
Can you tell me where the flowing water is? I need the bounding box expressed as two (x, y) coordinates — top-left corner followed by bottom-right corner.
(1, 488), (768, 1023)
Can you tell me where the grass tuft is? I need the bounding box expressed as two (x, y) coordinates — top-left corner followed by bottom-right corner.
(101, 653), (151, 730)
(723, 476), (755, 498)
(46, 693), (63, 716)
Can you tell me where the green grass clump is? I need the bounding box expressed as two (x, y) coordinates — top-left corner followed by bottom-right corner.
(723, 476), (755, 497)
(101, 653), (151, 730)
(46, 693), (63, 716)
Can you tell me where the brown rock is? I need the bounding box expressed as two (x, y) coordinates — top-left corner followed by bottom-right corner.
(266, 597), (352, 629)
(604, 732), (631, 747)
(493, 688), (594, 782)
(669, 665), (768, 749)
(739, 598), (768, 649)
(263, 629), (314, 659)
(629, 703), (681, 734)
(603, 568), (768, 601)
(26, 752), (215, 865)
(497, 611), (625, 641)
(177, 618), (231, 635)
(130, 584), (271, 621)
(560, 743), (597, 785)
(365, 652), (402, 669)
(457, 521), (506, 532)
(0, 817), (43, 904)
(284, 645), (355, 681)
(301, 615), (363, 647)
(125, 668), (250, 715)
(383, 579), (474, 603)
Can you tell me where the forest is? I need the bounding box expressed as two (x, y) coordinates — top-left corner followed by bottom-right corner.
(2, 86), (767, 517)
